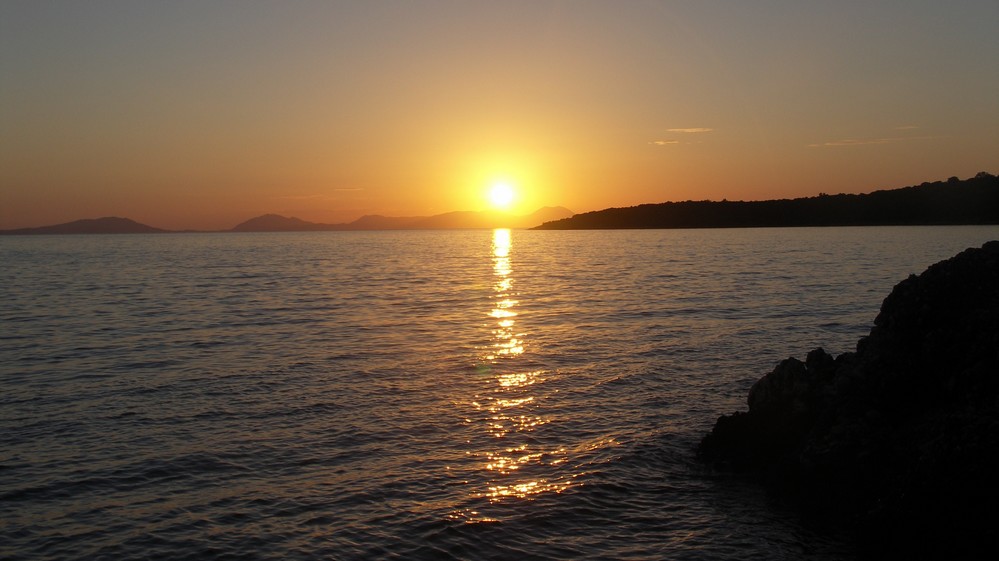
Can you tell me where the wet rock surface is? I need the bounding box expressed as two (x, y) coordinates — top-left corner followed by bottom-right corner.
(698, 241), (999, 559)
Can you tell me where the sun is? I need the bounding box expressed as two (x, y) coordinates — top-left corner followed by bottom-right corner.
(488, 181), (516, 209)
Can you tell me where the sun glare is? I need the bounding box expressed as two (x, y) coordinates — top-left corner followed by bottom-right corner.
(488, 182), (516, 209)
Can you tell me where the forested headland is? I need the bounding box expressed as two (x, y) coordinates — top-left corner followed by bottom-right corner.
(535, 172), (999, 230)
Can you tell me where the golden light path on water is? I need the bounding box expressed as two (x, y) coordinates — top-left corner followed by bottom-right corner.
(450, 228), (581, 523)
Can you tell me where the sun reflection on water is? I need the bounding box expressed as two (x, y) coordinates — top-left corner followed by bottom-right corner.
(485, 232), (523, 360)
(457, 229), (580, 508)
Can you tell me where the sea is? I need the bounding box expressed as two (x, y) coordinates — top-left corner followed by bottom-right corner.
(2, 226), (997, 561)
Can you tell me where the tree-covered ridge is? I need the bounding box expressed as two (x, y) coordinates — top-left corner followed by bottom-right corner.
(535, 172), (999, 229)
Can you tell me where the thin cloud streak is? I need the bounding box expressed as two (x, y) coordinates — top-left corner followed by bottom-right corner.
(808, 135), (937, 147)
(651, 127), (713, 146)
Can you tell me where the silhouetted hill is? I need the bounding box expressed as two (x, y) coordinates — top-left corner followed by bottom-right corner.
(347, 215), (425, 230)
(408, 207), (573, 229)
(524, 206), (575, 225)
(1, 207), (574, 235)
(535, 172), (999, 229)
(230, 214), (345, 232)
(0, 217), (168, 235)
(410, 211), (495, 229)
(231, 207), (574, 232)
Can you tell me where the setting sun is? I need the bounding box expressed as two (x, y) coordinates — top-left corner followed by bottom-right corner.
(488, 182), (516, 209)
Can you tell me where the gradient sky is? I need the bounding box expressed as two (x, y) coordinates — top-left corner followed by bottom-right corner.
(2, 1), (998, 230)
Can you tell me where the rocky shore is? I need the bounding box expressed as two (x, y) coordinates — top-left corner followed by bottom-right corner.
(698, 241), (999, 559)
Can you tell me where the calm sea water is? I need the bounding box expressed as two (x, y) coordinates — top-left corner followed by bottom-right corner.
(2, 226), (997, 561)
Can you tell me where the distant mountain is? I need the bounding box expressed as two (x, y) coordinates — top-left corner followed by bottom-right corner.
(0, 216), (168, 235)
(535, 173), (999, 230)
(395, 207), (574, 229)
(0, 207), (575, 235)
(230, 214), (345, 232)
(230, 207), (575, 232)
(525, 206), (576, 225)
(412, 211), (500, 229)
(347, 214), (425, 230)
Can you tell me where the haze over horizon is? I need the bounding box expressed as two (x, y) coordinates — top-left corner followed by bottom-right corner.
(3, 1), (998, 231)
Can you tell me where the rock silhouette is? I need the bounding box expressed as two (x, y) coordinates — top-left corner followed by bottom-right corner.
(698, 241), (999, 559)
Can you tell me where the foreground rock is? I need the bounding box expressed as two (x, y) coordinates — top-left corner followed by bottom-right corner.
(698, 241), (999, 559)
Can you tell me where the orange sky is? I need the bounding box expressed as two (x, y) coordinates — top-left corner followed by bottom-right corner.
(2, 1), (998, 230)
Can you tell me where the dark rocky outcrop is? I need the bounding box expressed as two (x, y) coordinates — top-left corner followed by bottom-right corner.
(698, 241), (999, 559)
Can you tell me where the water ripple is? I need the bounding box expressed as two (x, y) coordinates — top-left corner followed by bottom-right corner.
(1, 227), (996, 560)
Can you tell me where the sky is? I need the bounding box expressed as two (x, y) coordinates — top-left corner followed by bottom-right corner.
(2, 1), (998, 230)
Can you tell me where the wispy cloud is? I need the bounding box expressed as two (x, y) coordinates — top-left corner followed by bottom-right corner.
(651, 127), (713, 146)
(810, 124), (938, 147)
(808, 135), (936, 148)
(810, 138), (893, 147)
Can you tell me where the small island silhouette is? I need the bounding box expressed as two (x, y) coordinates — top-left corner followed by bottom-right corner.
(535, 172), (998, 229)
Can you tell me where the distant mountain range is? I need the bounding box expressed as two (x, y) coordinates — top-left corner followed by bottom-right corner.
(535, 172), (999, 230)
(0, 207), (574, 235)
(4, 173), (996, 235)
(230, 206), (574, 232)
(0, 217), (169, 235)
